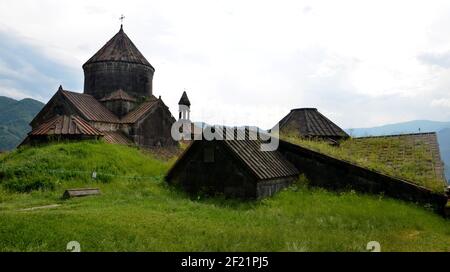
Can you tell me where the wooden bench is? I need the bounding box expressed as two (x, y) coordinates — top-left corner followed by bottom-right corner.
(63, 188), (101, 199)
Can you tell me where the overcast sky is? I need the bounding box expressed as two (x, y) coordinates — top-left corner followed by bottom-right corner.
(1, 0), (450, 129)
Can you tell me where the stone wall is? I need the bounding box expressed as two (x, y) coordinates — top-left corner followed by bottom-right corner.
(30, 93), (78, 128)
(167, 140), (297, 198)
(102, 100), (136, 118)
(128, 103), (177, 147)
(167, 141), (257, 198)
(256, 177), (295, 199)
(83, 62), (154, 100)
(278, 140), (448, 212)
(91, 122), (120, 132)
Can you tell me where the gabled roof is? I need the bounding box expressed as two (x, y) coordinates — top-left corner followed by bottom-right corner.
(276, 108), (349, 139)
(120, 96), (160, 124)
(223, 135), (299, 180)
(178, 91), (191, 106)
(60, 89), (120, 123)
(83, 26), (154, 70)
(167, 129), (299, 181)
(29, 115), (102, 136)
(103, 131), (134, 145)
(100, 89), (136, 102)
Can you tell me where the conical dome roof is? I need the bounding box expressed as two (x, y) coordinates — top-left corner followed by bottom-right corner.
(83, 25), (154, 70)
(275, 108), (349, 139)
(178, 91), (191, 106)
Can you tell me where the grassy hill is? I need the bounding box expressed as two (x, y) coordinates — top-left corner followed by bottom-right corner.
(0, 96), (44, 151)
(0, 141), (449, 251)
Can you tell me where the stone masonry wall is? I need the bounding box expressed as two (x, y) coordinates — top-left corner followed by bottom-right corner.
(83, 62), (153, 100)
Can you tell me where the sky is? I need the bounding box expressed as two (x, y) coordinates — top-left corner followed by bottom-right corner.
(1, 0), (450, 129)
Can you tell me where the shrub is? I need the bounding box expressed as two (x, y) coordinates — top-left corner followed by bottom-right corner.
(3, 176), (55, 193)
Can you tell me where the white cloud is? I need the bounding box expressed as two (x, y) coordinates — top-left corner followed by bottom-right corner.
(1, 0), (450, 128)
(0, 86), (30, 100)
(431, 98), (450, 108)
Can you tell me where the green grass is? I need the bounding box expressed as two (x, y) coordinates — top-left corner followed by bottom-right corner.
(0, 141), (172, 192)
(282, 136), (446, 192)
(0, 141), (449, 252)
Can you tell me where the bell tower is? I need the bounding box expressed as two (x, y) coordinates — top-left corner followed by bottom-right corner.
(178, 91), (191, 121)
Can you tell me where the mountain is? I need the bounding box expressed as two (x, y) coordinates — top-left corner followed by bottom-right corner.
(346, 120), (450, 183)
(346, 120), (450, 137)
(0, 96), (44, 151)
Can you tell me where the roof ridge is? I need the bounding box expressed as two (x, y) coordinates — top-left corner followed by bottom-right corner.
(59, 89), (120, 123)
(60, 89), (93, 97)
(120, 97), (160, 123)
(100, 89), (136, 102)
(355, 132), (437, 139)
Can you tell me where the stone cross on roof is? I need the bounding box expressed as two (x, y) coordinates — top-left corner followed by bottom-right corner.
(119, 14), (125, 27)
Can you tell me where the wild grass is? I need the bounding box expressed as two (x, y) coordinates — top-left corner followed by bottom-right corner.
(282, 136), (446, 192)
(0, 141), (173, 192)
(0, 141), (449, 252)
(0, 178), (449, 251)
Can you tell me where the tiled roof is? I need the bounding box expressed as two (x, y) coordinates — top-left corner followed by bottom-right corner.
(60, 90), (120, 123)
(168, 128), (299, 181)
(83, 26), (153, 69)
(223, 130), (299, 180)
(120, 96), (159, 124)
(276, 108), (349, 139)
(103, 131), (134, 145)
(29, 115), (102, 136)
(178, 91), (191, 106)
(100, 89), (136, 102)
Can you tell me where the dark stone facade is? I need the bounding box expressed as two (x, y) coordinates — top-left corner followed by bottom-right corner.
(126, 103), (177, 147)
(166, 140), (297, 198)
(30, 93), (77, 128)
(102, 99), (136, 118)
(83, 62), (154, 100)
(167, 141), (260, 198)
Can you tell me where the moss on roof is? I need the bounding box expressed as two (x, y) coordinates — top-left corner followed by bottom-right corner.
(282, 133), (447, 193)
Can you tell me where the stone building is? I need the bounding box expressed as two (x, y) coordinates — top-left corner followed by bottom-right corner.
(165, 129), (299, 198)
(83, 25), (155, 100)
(274, 108), (349, 142)
(24, 25), (179, 148)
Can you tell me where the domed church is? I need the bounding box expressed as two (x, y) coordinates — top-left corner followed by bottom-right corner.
(23, 25), (183, 148)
